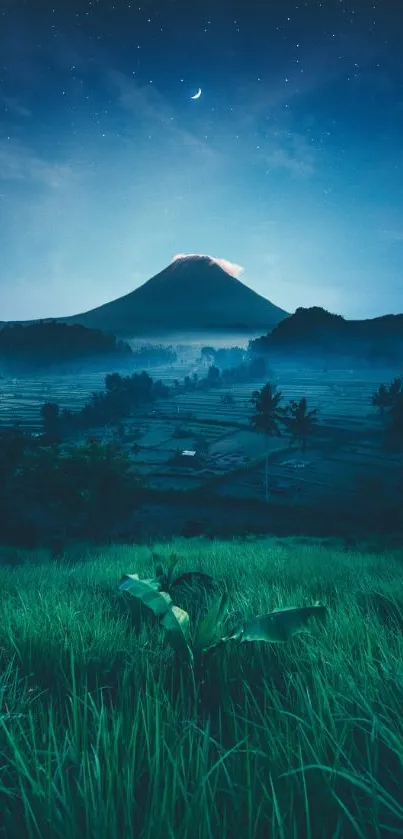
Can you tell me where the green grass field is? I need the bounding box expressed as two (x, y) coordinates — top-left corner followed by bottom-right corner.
(0, 537), (403, 838)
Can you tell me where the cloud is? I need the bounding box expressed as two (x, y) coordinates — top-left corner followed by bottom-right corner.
(1, 95), (31, 118)
(0, 140), (77, 187)
(263, 131), (316, 178)
(172, 253), (244, 278)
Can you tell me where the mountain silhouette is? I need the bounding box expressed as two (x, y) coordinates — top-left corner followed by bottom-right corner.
(249, 306), (403, 362)
(57, 255), (288, 337)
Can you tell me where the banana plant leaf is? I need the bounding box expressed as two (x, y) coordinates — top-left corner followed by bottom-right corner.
(227, 603), (327, 644)
(165, 552), (180, 587)
(162, 605), (193, 664)
(193, 592), (230, 655)
(118, 573), (172, 617)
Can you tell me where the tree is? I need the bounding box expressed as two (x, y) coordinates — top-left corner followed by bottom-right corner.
(200, 346), (216, 365)
(388, 377), (403, 401)
(105, 372), (123, 392)
(371, 377), (403, 419)
(371, 383), (392, 417)
(15, 439), (143, 540)
(152, 379), (170, 399)
(40, 401), (60, 438)
(207, 365), (221, 386)
(282, 397), (319, 451)
(385, 392), (403, 449)
(250, 383), (285, 436)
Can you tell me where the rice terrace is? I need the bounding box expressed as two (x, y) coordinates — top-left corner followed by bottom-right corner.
(1, 351), (402, 540)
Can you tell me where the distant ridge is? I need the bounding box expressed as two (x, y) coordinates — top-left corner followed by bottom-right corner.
(249, 306), (403, 362)
(51, 254), (289, 337)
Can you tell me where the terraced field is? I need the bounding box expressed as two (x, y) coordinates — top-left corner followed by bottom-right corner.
(1, 360), (401, 510)
(0, 360), (396, 434)
(0, 357), (197, 432)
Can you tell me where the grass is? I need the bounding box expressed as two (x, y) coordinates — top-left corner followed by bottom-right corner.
(0, 536), (403, 838)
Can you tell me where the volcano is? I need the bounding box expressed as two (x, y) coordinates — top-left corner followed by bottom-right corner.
(58, 254), (288, 337)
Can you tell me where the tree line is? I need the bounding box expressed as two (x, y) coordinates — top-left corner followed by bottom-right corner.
(40, 371), (170, 438)
(0, 322), (178, 373)
(0, 322), (132, 372)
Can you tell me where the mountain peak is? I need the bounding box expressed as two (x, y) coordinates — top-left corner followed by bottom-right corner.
(171, 253), (244, 279)
(57, 255), (289, 337)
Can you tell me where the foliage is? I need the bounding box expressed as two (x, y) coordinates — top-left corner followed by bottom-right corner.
(0, 320), (132, 373)
(119, 556), (326, 667)
(119, 553), (220, 665)
(183, 375), (194, 391)
(40, 401), (61, 438)
(196, 352), (271, 390)
(371, 376), (403, 446)
(150, 551), (218, 594)
(130, 343), (177, 367)
(229, 602), (327, 642)
(250, 382), (286, 436)
(282, 396), (319, 450)
(371, 383), (393, 415)
(53, 369), (170, 432)
(4, 438), (143, 542)
(206, 364), (221, 385)
(386, 391), (403, 448)
(200, 346), (245, 369)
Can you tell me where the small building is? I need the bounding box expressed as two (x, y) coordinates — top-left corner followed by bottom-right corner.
(181, 450), (196, 457)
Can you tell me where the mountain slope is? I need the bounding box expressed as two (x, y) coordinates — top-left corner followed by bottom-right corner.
(58, 255), (289, 336)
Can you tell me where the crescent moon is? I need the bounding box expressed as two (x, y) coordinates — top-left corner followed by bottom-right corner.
(191, 88), (202, 100)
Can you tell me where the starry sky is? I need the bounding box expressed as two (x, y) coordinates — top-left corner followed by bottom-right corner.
(1, 0), (403, 321)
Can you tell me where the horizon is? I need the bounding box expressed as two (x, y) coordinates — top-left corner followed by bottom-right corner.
(1, 1), (403, 321)
(2, 250), (403, 327)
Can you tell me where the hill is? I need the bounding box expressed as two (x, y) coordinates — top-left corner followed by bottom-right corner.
(0, 321), (133, 374)
(249, 306), (403, 363)
(54, 254), (288, 337)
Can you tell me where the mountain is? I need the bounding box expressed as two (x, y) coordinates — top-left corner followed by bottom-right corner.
(55, 255), (289, 337)
(249, 306), (403, 363)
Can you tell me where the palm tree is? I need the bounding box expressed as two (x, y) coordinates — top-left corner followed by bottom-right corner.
(386, 391), (403, 448)
(371, 383), (392, 417)
(250, 383), (285, 436)
(371, 377), (402, 419)
(282, 397), (318, 451)
(40, 401), (60, 437)
(389, 377), (403, 399)
(250, 383), (286, 503)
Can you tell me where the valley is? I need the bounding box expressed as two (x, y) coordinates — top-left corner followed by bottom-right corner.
(1, 352), (401, 542)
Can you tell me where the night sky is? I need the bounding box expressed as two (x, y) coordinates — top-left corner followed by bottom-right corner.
(1, 0), (403, 321)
